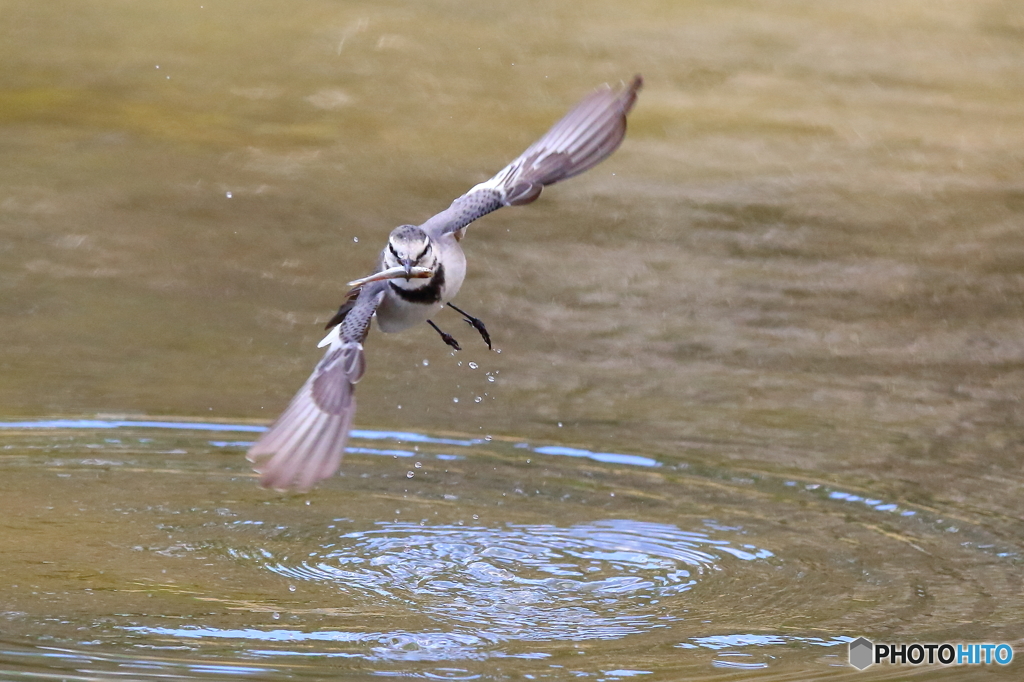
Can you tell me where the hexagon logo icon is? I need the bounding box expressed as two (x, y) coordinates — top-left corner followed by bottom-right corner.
(849, 637), (874, 670)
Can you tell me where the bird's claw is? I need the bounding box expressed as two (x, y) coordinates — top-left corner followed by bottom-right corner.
(440, 331), (462, 351)
(463, 317), (492, 350)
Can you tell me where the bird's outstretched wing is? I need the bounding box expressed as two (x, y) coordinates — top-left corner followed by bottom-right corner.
(246, 281), (386, 491)
(419, 75), (642, 239)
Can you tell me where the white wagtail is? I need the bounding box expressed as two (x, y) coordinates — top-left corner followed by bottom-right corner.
(247, 75), (642, 491)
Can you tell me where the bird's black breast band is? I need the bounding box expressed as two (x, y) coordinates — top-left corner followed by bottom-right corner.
(390, 263), (445, 304)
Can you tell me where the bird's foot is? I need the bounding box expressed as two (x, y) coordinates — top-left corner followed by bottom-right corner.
(428, 320), (462, 351)
(439, 331), (462, 351)
(447, 303), (492, 350)
(462, 316), (491, 349)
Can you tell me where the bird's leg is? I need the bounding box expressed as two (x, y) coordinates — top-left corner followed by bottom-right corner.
(447, 302), (492, 349)
(428, 320), (461, 351)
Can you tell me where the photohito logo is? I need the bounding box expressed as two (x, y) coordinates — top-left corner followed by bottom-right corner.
(849, 637), (1013, 670)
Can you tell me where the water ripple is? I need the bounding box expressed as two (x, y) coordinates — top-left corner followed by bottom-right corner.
(228, 519), (772, 644)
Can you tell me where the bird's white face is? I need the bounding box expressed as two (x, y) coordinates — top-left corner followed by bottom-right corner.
(383, 225), (437, 288)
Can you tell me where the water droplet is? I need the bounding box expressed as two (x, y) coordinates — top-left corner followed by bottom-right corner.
(484, 435), (493, 441)
(272, 612), (280, 620)
(422, 359), (429, 366)
(225, 191), (233, 198)
(558, 422), (563, 428)
(472, 514), (479, 520)
(468, 362), (478, 369)
(453, 397), (459, 403)
(474, 396), (482, 403)
(397, 404), (402, 409)
(495, 349), (501, 353)
(414, 461), (422, 469)
(353, 236), (359, 242)
(406, 471), (414, 478)
(457, 361), (462, 367)
(288, 585), (296, 592)
(487, 376), (495, 382)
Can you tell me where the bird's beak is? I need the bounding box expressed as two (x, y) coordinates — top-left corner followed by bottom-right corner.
(400, 258), (414, 274)
(347, 265), (433, 288)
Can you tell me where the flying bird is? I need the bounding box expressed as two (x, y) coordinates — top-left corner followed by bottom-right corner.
(247, 75), (643, 491)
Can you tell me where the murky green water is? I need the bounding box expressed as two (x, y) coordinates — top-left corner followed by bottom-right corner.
(2, 0), (1023, 679)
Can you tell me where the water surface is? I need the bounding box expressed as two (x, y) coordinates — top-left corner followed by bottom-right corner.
(2, 419), (1016, 679)
(2, 0), (1023, 679)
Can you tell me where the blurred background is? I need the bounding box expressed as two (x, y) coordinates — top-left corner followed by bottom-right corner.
(1, 0), (1022, 679)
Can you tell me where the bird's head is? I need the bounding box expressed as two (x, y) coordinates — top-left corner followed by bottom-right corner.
(383, 225), (437, 275)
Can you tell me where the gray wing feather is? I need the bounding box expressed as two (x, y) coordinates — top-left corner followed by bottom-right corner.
(247, 282), (385, 492)
(420, 75), (642, 238)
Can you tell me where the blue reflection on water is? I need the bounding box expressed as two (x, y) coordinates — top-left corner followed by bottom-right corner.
(2, 418), (661, 468)
(532, 445), (660, 468)
(823, 489), (915, 516)
(0, 418), (267, 432)
(0, 642), (275, 677)
(124, 626), (534, 663)
(1, 419), (924, 520)
(679, 633), (853, 650)
(135, 627), (366, 642)
(0, 419), (480, 447)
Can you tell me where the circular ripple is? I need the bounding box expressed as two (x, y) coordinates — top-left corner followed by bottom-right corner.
(231, 519), (773, 642)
